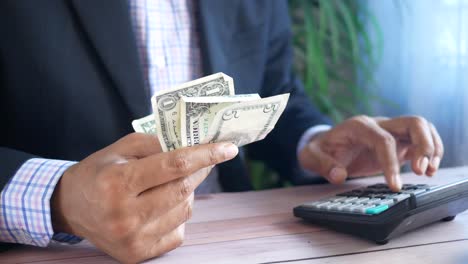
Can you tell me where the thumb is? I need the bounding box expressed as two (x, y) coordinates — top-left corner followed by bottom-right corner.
(299, 142), (348, 184)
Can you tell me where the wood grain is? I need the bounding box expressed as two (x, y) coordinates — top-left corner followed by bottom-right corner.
(292, 239), (468, 264)
(0, 167), (467, 264)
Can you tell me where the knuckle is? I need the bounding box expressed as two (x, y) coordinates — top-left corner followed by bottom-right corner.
(409, 116), (427, 128)
(349, 115), (372, 126)
(420, 145), (435, 156)
(122, 165), (141, 193)
(208, 147), (220, 164)
(173, 153), (189, 172)
(122, 133), (156, 154)
(177, 178), (192, 200)
(377, 133), (396, 148)
(121, 162), (135, 177)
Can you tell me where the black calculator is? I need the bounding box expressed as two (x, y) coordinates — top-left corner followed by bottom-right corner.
(293, 178), (468, 244)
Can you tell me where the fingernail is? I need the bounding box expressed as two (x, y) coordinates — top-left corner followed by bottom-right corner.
(394, 174), (402, 191)
(221, 143), (238, 159)
(419, 157), (429, 173)
(432, 157), (440, 170)
(329, 167), (346, 183)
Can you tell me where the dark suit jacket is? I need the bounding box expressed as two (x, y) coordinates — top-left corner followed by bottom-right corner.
(0, 0), (330, 197)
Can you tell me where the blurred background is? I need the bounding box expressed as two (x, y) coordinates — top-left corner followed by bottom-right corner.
(250, 0), (468, 189)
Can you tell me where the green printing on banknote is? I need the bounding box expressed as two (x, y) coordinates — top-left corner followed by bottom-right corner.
(132, 72), (290, 152)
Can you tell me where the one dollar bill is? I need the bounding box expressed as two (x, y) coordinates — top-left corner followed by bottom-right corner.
(151, 73), (234, 152)
(131, 115), (157, 134)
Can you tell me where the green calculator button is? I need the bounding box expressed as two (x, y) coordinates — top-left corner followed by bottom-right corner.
(365, 205), (389, 215)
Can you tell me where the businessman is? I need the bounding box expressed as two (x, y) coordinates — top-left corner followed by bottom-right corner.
(0, 0), (443, 263)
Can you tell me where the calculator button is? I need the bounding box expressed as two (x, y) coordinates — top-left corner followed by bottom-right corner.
(343, 204), (361, 212)
(392, 193), (411, 202)
(323, 202), (345, 210)
(322, 203), (337, 210)
(353, 204), (375, 214)
(329, 197), (348, 202)
(366, 198), (383, 205)
(331, 203), (351, 211)
(377, 199), (395, 206)
(309, 201), (331, 209)
(353, 197), (370, 204)
(343, 197), (359, 203)
(365, 204), (389, 215)
(349, 204), (366, 212)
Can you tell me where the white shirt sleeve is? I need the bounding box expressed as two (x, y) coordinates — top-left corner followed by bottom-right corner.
(296, 125), (332, 177)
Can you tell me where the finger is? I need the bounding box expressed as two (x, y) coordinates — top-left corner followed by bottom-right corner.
(111, 133), (162, 158)
(126, 142), (238, 194)
(407, 118), (435, 175)
(150, 224), (186, 258)
(137, 224), (186, 262)
(352, 117), (401, 191)
(300, 142), (347, 184)
(379, 117), (435, 175)
(138, 194), (194, 240)
(426, 123), (444, 176)
(136, 167), (206, 217)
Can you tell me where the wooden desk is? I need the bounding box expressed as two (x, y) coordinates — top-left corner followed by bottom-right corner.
(1, 167), (468, 264)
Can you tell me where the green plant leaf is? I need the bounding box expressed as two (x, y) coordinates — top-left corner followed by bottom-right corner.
(304, 0), (329, 96)
(322, 0), (341, 63)
(335, 0), (360, 66)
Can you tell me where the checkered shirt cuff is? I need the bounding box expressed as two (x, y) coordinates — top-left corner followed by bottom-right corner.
(0, 158), (82, 246)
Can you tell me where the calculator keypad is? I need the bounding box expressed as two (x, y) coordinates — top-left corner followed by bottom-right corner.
(303, 183), (431, 215)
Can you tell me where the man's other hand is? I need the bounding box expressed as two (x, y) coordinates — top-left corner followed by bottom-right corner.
(51, 133), (238, 263)
(298, 116), (444, 192)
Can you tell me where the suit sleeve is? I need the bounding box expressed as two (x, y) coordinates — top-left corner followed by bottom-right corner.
(0, 148), (38, 189)
(246, 0), (332, 185)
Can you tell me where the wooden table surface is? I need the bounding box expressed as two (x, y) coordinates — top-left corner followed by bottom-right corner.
(1, 167), (468, 264)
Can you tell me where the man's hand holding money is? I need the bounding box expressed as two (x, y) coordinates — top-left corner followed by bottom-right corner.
(51, 133), (238, 263)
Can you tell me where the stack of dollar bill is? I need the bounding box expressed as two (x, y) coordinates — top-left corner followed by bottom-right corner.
(132, 73), (290, 152)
